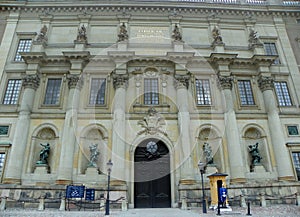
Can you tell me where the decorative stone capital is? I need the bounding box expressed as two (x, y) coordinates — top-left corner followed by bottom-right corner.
(217, 75), (233, 90)
(113, 74), (129, 89)
(258, 76), (274, 92)
(22, 74), (40, 90)
(174, 75), (190, 89)
(67, 74), (83, 89)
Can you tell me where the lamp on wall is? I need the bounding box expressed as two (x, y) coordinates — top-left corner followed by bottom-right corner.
(105, 159), (113, 216)
(198, 161), (207, 214)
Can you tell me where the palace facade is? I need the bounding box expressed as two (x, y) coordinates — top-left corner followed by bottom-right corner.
(0, 0), (300, 209)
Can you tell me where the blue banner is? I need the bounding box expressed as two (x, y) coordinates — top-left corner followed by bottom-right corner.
(66, 185), (85, 199)
(85, 188), (95, 201)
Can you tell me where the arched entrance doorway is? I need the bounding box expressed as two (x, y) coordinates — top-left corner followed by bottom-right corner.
(134, 138), (171, 208)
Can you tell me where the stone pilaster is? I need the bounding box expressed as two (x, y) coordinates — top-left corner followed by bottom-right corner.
(0, 11), (19, 84)
(175, 74), (195, 184)
(258, 75), (294, 181)
(56, 74), (83, 185)
(111, 73), (128, 184)
(218, 75), (246, 183)
(3, 74), (40, 184)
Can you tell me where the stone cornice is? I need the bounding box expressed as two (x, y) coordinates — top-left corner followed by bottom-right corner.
(20, 52), (46, 64)
(1, 1), (299, 17)
(251, 54), (278, 66)
(62, 51), (90, 60)
(209, 53), (238, 64)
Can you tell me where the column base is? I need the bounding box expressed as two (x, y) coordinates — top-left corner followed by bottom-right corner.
(110, 180), (127, 186)
(55, 179), (72, 185)
(2, 178), (21, 184)
(230, 178), (246, 184)
(278, 176), (295, 181)
(179, 179), (196, 185)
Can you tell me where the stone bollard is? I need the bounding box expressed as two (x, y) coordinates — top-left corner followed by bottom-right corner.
(181, 197), (187, 210)
(240, 195), (247, 208)
(100, 198), (105, 211)
(0, 197), (7, 211)
(59, 197), (66, 211)
(260, 193), (266, 207)
(122, 198), (128, 211)
(296, 192), (300, 206)
(38, 196), (45, 211)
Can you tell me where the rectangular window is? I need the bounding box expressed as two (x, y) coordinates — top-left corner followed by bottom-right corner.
(264, 42), (280, 64)
(0, 153), (6, 181)
(14, 39), (32, 61)
(144, 78), (159, 105)
(3, 79), (22, 105)
(89, 78), (106, 105)
(44, 78), (62, 105)
(292, 152), (300, 180)
(287, 126), (299, 136)
(0, 126), (9, 136)
(274, 81), (292, 106)
(195, 79), (211, 105)
(238, 80), (255, 106)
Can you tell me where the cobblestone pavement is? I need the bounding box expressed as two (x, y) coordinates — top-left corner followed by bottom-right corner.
(1, 205), (299, 217)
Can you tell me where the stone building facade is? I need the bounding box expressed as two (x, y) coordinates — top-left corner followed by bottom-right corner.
(0, 0), (300, 209)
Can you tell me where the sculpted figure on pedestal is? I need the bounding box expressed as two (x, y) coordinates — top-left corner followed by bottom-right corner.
(37, 143), (50, 165)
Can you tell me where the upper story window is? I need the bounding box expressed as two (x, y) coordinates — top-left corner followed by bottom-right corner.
(292, 152), (300, 181)
(2, 79), (22, 105)
(274, 81), (292, 106)
(14, 39), (32, 62)
(44, 78), (62, 105)
(264, 42), (280, 64)
(144, 78), (159, 105)
(195, 79), (211, 105)
(0, 153), (6, 182)
(238, 80), (255, 106)
(89, 78), (106, 105)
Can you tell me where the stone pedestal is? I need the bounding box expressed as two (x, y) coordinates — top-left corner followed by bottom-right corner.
(34, 165), (49, 174)
(253, 165), (266, 173)
(205, 165), (218, 176)
(85, 167), (99, 176)
(117, 41), (128, 51)
(213, 43), (225, 53)
(172, 41), (184, 52)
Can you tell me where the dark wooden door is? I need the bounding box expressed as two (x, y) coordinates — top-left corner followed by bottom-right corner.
(134, 139), (171, 208)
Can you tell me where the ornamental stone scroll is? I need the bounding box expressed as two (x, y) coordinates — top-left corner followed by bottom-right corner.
(67, 74), (84, 89)
(113, 74), (129, 89)
(22, 74), (40, 90)
(217, 75), (233, 90)
(258, 76), (274, 92)
(174, 75), (190, 89)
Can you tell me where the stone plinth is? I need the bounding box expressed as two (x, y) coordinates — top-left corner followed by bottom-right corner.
(34, 165), (49, 174)
(253, 165), (266, 173)
(85, 167), (99, 176)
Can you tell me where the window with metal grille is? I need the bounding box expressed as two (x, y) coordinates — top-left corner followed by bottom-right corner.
(195, 79), (211, 105)
(89, 78), (106, 105)
(238, 80), (255, 105)
(44, 78), (62, 105)
(292, 152), (300, 181)
(0, 153), (5, 180)
(3, 79), (22, 105)
(144, 78), (159, 105)
(264, 42), (280, 64)
(274, 81), (292, 106)
(14, 39), (32, 61)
